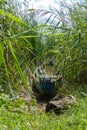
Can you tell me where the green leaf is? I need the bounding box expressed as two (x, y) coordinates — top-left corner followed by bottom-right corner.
(8, 41), (31, 95)
(0, 9), (29, 27)
(0, 43), (4, 66)
(18, 35), (39, 38)
(34, 24), (48, 30)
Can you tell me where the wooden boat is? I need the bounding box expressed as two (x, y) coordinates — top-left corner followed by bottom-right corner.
(32, 64), (62, 97)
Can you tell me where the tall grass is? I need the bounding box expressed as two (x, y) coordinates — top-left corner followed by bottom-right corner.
(0, 0), (47, 96)
(0, 0), (87, 97)
(0, 1), (34, 96)
(38, 1), (87, 84)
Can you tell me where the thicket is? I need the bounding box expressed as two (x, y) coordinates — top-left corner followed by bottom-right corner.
(0, 0), (87, 96)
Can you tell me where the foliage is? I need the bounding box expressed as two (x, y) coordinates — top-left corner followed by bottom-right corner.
(0, 1), (29, 95)
(0, 0), (87, 97)
(0, 1), (87, 128)
(39, 2), (87, 84)
(0, 0), (40, 95)
(0, 85), (87, 130)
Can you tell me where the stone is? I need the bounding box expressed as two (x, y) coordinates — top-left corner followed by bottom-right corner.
(46, 95), (75, 114)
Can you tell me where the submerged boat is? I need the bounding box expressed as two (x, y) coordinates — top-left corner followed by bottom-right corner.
(32, 64), (63, 97)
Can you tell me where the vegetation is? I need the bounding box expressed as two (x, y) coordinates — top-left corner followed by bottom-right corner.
(0, 0), (87, 129)
(0, 85), (87, 130)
